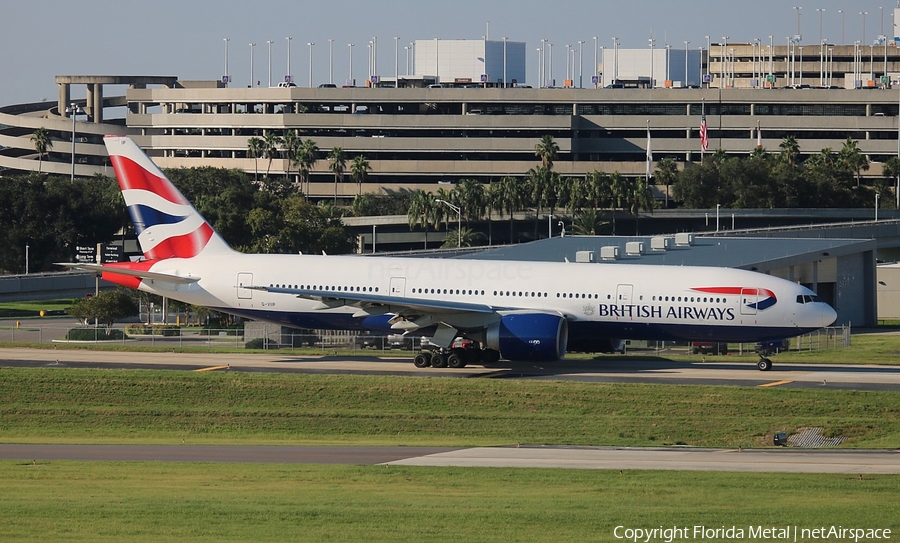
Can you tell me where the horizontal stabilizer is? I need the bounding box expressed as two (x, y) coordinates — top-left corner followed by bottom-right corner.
(56, 262), (200, 285)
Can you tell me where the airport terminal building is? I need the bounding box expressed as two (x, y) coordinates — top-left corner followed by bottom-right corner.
(2, 38), (900, 197)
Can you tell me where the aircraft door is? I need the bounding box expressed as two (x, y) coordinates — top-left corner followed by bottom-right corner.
(237, 273), (253, 299)
(390, 277), (406, 297)
(616, 284), (633, 304)
(740, 288), (757, 315)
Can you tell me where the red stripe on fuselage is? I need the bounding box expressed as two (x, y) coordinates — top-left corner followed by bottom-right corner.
(144, 222), (214, 260)
(692, 286), (776, 299)
(109, 155), (188, 205)
(100, 261), (159, 289)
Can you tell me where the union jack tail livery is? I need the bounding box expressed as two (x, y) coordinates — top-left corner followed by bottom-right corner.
(106, 135), (234, 260)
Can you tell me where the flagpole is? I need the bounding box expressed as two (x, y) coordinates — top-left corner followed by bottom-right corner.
(646, 119), (652, 182)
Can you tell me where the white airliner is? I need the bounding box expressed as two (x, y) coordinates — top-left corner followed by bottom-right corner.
(63, 136), (836, 371)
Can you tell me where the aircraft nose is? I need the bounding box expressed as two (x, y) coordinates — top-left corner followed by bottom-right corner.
(821, 303), (837, 328)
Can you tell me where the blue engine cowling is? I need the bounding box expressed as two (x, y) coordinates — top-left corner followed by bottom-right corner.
(484, 313), (568, 362)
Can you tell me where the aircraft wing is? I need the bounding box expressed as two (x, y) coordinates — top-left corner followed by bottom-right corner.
(56, 262), (201, 285)
(254, 285), (498, 315)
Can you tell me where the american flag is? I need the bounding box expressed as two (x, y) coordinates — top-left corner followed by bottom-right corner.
(699, 114), (709, 152)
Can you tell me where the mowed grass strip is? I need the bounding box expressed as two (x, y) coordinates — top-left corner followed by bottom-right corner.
(2, 368), (899, 448)
(1, 461), (897, 543)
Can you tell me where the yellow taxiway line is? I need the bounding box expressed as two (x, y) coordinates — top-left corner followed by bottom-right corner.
(193, 365), (229, 373)
(758, 380), (793, 387)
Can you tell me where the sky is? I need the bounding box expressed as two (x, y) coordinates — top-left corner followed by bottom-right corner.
(2, 0), (897, 105)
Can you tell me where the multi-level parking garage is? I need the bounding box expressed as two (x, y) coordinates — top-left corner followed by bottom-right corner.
(2, 73), (900, 199)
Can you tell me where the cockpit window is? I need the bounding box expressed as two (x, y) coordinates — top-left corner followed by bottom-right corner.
(796, 294), (823, 304)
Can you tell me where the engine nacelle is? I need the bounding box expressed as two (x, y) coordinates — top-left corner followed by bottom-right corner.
(484, 313), (568, 362)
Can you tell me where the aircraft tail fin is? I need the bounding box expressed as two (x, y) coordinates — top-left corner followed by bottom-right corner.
(104, 135), (234, 260)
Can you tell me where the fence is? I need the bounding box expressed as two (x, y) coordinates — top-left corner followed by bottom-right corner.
(0, 322), (850, 354)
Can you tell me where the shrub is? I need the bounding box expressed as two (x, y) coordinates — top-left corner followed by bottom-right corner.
(245, 338), (279, 349)
(66, 328), (127, 341)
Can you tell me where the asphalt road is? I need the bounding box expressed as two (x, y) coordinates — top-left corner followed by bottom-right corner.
(1, 444), (898, 474)
(1, 347), (899, 391)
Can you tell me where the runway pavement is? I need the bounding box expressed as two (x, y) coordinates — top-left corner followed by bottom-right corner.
(1, 444), (898, 473)
(1, 347), (899, 390)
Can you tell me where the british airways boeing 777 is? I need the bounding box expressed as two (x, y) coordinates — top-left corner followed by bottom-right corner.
(62, 136), (836, 371)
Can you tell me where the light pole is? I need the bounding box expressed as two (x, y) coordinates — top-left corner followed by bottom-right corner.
(565, 44), (571, 83)
(286, 36), (292, 83)
(838, 10), (845, 44)
(721, 37), (729, 88)
(348, 43), (354, 86)
(684, 40), (690, 86)
(612, 37), (619, 85)
(405, 45), (410, 75)
(502, 36), (508, 87)
(249, 43), (255, 87)
(394, 36), (399, 88)
(593, 36), (598, 87)
(875, 193), (880, 221)
(65, 102), (81, 182)
(435, 199), (461, 247)
(649, 38), (655, 88)
(547, 42), (553, 86)
(705, 35), (711, 87)
(266, 40), (273, 87)
(794, 6), (803, 42)
(861, 11), (868, 46)
(716, 203), (721, 232)
(328, 38), (334, 85)
(25, 244), (29, 275)
(578, 39), (585, 88)
(307, 42), (315, 87)
(223, 37), (230, 86)
(816, 8), (825, 45)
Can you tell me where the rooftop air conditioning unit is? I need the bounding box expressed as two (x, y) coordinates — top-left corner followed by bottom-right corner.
(651, 236), (673, 251)
(600, 246), (619, 260)
(575, 250), (595, 263)
(625, 241), (644, 256)
(675, 233), (694, 247)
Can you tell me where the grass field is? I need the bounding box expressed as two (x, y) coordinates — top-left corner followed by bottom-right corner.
(2, 368), (899, 448)
(1, 461), (898, 542)
(3, 366), (899, 541)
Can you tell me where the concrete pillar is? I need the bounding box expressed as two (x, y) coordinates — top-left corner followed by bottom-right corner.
(93, 83), (103, 123)
(58, 84), (70, 117)
(85, 85), (94, 120)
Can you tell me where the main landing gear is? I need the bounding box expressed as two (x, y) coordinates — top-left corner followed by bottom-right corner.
(756, 357), (773, 371)
(412, 344), (501, 369)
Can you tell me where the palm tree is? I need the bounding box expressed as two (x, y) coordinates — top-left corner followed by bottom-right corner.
(30, 127), (52, 173)
(838, 137), (870, 187)
(262, 131), (283, 177)
(440, 226), (482, 249)
(654, 158), (678, 208)
(496, 176), (522, 243)
(452, 178), (486, 226)
(628, 176), (655, 235)
(608, 171), (628, 235)
(883, 157), (900, 208)
(247, 136), (265, 182)
(327, 147), (346, 203)
(534, 134), (559, 170)
(350, 154), (371, 195)
(779, 135), (800, 167)
(571, 208), (608, 235)
(282, 129), (303, 187)
(297, 139), (319, 197)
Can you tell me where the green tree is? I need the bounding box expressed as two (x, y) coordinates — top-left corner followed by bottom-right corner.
(327, 147), (346, 203)
(571, 208), (608, 235)
(282, 129), (303, 187)
(30, 127), (52, 174)
(452, 178), (486, 226)
(534, 135), (559, 170)
(628, 175), (655, 235)
(350, 154), (371, 195)
(882, 157), (900, 209)
(247, 137), (264, 182)
(262, 131), (283, 178)
(838, 137), (870, 187)
(654, 158), (678, 208)
(297, 139), (320, 197)
(67, 288), (138, 328)
(407, 189), (438, 249)
(440, 226), (482, 249)
(778, 135), (800, 167)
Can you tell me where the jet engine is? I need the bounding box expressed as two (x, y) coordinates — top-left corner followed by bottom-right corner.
(483, 313), (568, 362)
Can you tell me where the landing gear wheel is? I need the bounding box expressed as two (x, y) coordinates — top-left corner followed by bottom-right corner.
(413, 352), (432, 368)
(447, 353), (466, 369)
(480, 349), (501, 364)
(430, 353), (448, 368)
(757, 358), (772, 371)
